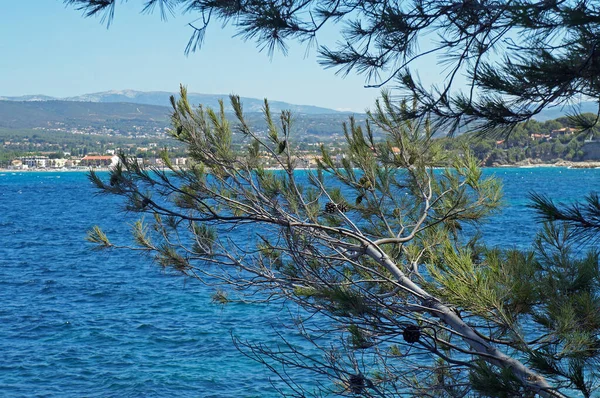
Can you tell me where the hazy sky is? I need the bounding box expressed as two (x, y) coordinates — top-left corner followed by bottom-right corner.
(0, 1), (403, 112)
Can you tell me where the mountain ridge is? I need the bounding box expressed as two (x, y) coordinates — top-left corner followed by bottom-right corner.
(0, 90), (350, 115)
(4, 90), (598, 120)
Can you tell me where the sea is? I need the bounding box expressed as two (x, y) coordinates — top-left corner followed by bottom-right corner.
(0, 168), (598, 397)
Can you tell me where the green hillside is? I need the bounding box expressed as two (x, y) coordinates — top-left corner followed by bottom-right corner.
(0, 100), (170, 129)
(0, 100), (364, 141)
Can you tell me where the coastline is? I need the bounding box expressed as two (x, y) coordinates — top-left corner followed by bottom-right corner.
(2, 160), (600, 173)
(0, 167), (111, 173)
(493, 160), (600, 169)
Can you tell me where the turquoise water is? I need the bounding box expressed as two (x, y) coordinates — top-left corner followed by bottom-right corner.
(0, 168), (598, 397)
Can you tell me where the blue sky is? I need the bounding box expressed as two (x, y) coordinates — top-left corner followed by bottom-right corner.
(0, 1), (396, 112)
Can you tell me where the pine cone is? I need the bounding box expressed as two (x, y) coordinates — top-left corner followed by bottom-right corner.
(337, 203), (348, 213)
(110, 174), (119, 186)
(325, 202), (337, 214)
(348, 374), (365, 394)
(140, 197), (151, 209)
(402, 325), (421, 343)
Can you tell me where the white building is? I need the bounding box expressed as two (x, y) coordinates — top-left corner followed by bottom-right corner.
(20, 156), (49, 168)
(174, 157), (188, 167)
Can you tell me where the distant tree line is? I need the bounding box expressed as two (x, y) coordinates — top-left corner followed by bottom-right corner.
(4, 112), (600, 166)
(0, 128), (187, 161)
(440, 114), (600, 165)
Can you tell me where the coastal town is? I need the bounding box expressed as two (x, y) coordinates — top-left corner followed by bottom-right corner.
(4, 123), (600, 171)
(7, 154), (188, 170)
(1, 145), (331, 171)
(3, 152), (333, 171)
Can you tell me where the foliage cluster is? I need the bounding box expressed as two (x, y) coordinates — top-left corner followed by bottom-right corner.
(441, 115), (600, 165)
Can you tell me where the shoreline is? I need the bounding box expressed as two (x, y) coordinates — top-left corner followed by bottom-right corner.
(2, 160), (600, 173)
(0, 167), (112, 173)
(493, 160), (600, 169)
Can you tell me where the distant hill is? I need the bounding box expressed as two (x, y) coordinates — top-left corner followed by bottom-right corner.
(0, 90), (346, 115)
(0, 94), (57, 102)
(0, 99), (365, 143)
(0, 100), (170, 129)
(5, 89), (598, 122)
